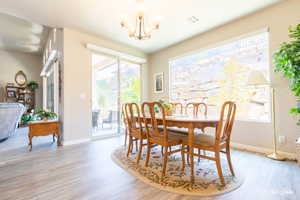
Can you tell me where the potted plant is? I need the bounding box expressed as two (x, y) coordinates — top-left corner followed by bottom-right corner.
(163, 103), (173, 116)
(21, 113), (35, 125)
(273, 24), (300, 164)
(27, 81), (39, 90)
(34, 108), (57, 121)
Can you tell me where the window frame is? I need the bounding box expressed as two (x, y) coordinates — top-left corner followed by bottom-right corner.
(43, 60), (59, 114)
(168, 28), (271, 123)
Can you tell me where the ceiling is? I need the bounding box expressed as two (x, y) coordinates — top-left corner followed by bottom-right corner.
(0, 12), (49, 54)
(0, 0), (281, 53)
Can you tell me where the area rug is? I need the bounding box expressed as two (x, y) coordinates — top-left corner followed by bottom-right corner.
(111, 146), (244, 197)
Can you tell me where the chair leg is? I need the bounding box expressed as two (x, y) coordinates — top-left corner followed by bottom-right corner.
(181, 144), (186, 171)
(130, 139), (134, 153)
(162, 146), (168, 179)
(136, 139), (143, 164)
(190, 146), (194, 182)
(127, 136), (132, 157)
(215, 151), (225, 185)
(226, 145), (235, 176)
(161, 146), (164, 156)
(135, 140), (138, 152)
(124, 129), (128, 147)
(145, 142), (151, 167)
(186, 145), (190, 165)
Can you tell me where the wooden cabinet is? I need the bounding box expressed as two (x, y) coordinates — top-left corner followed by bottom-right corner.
(28, 121), (61, 151)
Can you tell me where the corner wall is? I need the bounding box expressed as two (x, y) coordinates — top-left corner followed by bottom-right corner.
(148, 0), (300, 154)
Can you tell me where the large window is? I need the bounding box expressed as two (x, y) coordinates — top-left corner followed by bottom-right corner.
(170, 32), (270, 122)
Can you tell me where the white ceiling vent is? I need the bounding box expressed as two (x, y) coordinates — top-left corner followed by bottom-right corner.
(187, 16), (199, 23)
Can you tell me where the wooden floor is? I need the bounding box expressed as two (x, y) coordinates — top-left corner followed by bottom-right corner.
(0, 127), (55, 153)
(0, 136), (299, 200)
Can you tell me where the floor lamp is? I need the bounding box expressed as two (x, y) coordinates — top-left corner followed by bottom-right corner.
(247, 71), (285, 161)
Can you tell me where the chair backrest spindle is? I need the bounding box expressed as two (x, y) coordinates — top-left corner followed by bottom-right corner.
(185, 102), (208, 117)
(142, 102), (168, 141)
(215, 101), (236, 144)
(171, 102), (183, 114)
(125, 103), (143, 136)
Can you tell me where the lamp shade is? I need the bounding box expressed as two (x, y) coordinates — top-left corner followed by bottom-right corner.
(247, 70), (268, 86)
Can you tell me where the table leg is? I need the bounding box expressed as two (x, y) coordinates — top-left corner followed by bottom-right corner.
(188, 124), (194, 183)
(53, 134), (56, 143)
(28, 135), (33, 151)
(57, 133), (62, 146)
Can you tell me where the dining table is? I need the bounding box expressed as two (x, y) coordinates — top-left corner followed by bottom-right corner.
(138, 114), (220, 181)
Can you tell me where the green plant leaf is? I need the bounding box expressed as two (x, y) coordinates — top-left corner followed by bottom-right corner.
(274, 24), (300, 126)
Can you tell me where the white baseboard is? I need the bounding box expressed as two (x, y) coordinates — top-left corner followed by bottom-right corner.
(63, 138), (91, 146)
(231, 142), (297, 160)
(91, 133), (121, 141)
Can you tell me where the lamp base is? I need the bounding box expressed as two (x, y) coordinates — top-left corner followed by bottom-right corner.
(267, 152), (286, 161)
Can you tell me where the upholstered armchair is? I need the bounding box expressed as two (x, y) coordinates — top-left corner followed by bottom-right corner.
(0, 103), (25, 142)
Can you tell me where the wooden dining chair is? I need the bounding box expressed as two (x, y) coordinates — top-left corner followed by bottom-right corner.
(185, 102), (208, 117)
(122, 103), (129, 147)
(170, 102), (208, 135)
(125, 103), (147, 164)
(141, 102), (185, 179)
(171, 102), (183, 114)
(182, 101), (237, 185)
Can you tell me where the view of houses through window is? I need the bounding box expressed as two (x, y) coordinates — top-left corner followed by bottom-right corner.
(170, 32), (270, 121)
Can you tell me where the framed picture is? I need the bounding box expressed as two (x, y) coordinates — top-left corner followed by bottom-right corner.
(7, 90), (16, 98)
(154, 72), (164, 93)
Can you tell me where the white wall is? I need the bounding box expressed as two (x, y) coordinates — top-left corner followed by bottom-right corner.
(0, 49), (43, 107)
(62, 28), (147, 143)
(148, 0), (300, 154)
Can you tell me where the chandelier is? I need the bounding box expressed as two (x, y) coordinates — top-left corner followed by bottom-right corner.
(120, 0), (160, 40)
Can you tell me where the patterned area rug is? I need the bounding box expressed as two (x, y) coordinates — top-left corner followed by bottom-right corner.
(111, 146), (244, 196)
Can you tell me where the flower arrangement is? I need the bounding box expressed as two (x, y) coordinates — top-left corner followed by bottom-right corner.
(154, 99), (173, 116)
(21, 113), (36, 124)
(34, 108), (57, 121)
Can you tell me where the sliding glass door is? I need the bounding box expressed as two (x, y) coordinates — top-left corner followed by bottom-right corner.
(120, 60), (141, 104)
(92, 54), (141, 138)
